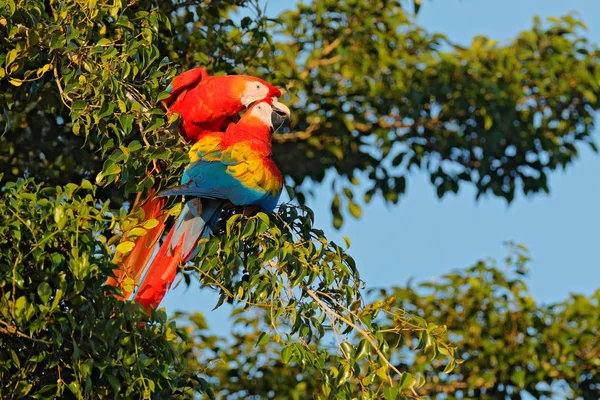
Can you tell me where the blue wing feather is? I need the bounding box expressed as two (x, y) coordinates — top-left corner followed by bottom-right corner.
(160, 160), (272, 208)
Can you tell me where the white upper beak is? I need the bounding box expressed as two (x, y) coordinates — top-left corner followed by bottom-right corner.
(271, 99), (291, 119)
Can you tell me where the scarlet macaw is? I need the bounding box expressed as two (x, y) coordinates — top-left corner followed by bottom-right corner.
(163, 67), (282, 142)
(132, 98), (290, 310)
(106, 68), (284, 301)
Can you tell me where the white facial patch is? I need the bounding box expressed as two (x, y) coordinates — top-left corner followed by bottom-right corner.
(250, 103), (274, 128)
(241, 81), (270, 107)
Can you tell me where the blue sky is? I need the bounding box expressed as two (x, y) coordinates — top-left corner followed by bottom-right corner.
(162, 0), (600, 329)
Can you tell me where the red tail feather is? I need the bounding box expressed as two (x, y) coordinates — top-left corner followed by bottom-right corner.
(132, 227), (184, 310)
(105, 189), (167, 300)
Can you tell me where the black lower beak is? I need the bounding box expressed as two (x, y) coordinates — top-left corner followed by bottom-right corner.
(271, 111), (287, 131)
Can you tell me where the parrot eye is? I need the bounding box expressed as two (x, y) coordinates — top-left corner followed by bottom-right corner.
(256, 84), (261, 89)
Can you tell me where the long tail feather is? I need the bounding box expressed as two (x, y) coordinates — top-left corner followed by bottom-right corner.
(132, 226), (181, 310)
(105, 189), (168, 300)
(133, 198), (222, 310)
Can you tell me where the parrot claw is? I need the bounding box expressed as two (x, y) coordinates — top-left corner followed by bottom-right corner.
(242, 205), (260, 217)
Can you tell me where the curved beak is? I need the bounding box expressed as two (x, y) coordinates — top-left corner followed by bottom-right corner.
(270, 99), (291, 131)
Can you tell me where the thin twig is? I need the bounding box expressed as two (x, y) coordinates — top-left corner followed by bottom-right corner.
(11, 256), (19, 321)
(306, 290), (404, 382)
(273, 120), (321, 144)
(0, 320), (52, 345)
(307, 55), (343, 69)
(323, 37), (342, 56)
(53, 57), (72, 109)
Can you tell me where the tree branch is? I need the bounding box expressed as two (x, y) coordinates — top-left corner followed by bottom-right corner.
(0, 320), (52, 345)
(53, 57), (72, 109)
(306, 289), (419, 398)
(417, 380), (468, 396)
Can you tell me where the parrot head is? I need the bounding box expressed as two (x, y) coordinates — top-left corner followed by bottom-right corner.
(242, 98), (291, 132)
(238, 77), (282, 108)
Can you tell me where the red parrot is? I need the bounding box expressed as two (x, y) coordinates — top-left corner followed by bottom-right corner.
(133, 99), (290, 310)
(163, 67), (282, 142)
(105, 68), (284, 301)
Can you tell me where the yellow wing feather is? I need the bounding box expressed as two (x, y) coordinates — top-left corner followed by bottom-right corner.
(189, 135), (222, 162)
(222, 142), (281, 196)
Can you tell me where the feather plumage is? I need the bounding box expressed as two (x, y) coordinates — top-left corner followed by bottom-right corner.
(105, 70), (283, 303)
(131, 100), (286, 310)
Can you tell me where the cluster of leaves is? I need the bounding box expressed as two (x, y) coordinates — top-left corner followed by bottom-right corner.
(0, 0), (273, 205)
(0, 178), (208, 399)
(268, 1), (600, 226)
(174, 306), (425, 400)
(2, 0), (599, 228)
(175, 203), (458, 398)
(387, 244), (600, 399)
(171, 245), (600, 400)
(0, 177), (457, 398)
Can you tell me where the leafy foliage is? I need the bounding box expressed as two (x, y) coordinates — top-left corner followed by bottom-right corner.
(0, 177), (455, 399)
(173, 246), (600, 400)
(1, 0), (598, 399)
(2, 0), (598, 226)
(0, 178), (206, 399)
(270, 2), (599, 226)
(386, 244), (600, 399)
(178, 204), (457, 398)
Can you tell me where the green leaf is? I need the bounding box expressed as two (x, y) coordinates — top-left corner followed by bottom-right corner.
(255, 212), (270, 234)
(8, 77), (23, 86)
(37, 282), (52, 304)
(10, 349), (20, 369)
(342, 235), (351, 249)
(72, 100), (87, 112)
(281, 347), (292, 364)
(382, 386), (399, 400)
(128, 140), (143, 152)
(399, 372), (415, 390)
(255, 332), (269, 347)
(54, 206), (66, 230)
(4, 0), (15, 16)
(484, 114), (493, 130)
(442, 359), (456, 374)
(80, 179), (93, 190)
(6, 49), (19, 67)
(226, 214), (242, 236)
(340, 341), (352, 358)
(142, 219), (160, 229)
(240, 219), (256, 240)
(116, 241), (135, 255)
(128, 227), (149, 237)
(354, 339), (370, 360)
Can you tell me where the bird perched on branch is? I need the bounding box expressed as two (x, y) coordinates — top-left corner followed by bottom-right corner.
(133, 98), (290, 310)
(106, 68), (286, 302)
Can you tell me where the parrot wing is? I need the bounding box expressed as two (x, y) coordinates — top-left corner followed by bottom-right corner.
(161, 142), (283, 212)
(164, 67), (209, 107)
